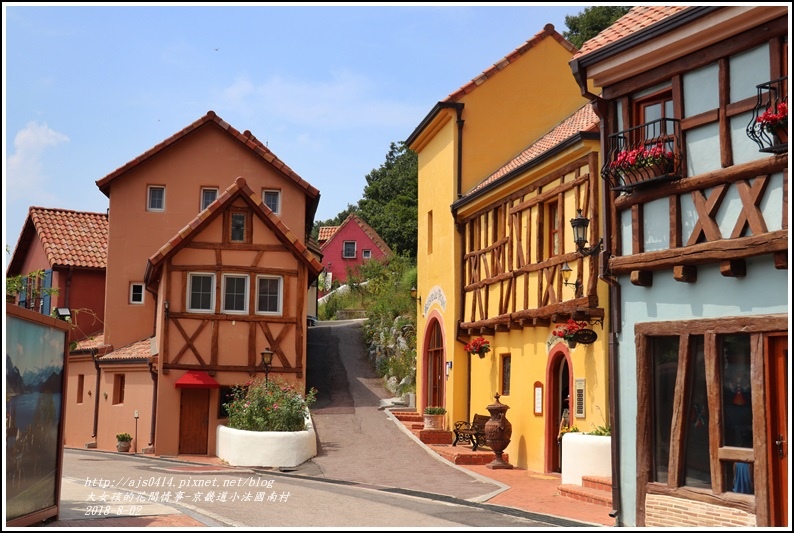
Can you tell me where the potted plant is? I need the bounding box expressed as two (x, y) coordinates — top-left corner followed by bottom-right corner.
(116, 432), (132, 452)
(464, 337), (491, 358)
(423, 406), (447, 430)
(756, 101), (787, 145)
(552, 319), (588, 349)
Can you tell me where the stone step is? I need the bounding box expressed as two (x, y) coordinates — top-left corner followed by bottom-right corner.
(558, 483), (613, 507)
(428, 444), (506, 466)
(583, 475), (612, 493)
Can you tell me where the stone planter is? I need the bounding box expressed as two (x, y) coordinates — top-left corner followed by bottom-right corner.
(217, 413), (317, 467)
(561, 433), (611, 485)
(423, 414), (446, 430)
(484, 393), (513, 469)
(116, 441), (131, 453)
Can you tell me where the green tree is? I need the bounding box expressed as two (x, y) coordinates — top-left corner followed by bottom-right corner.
(563, 6), (632, 49)
(356, 142), (418, 259)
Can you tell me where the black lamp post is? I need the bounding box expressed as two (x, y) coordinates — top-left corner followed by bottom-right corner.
(570, 209), (603, 257)
(260, 348), (274, 384)
(560, 262), (582, 296)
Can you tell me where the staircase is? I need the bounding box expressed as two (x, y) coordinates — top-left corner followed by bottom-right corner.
(558, 475), (613, 507)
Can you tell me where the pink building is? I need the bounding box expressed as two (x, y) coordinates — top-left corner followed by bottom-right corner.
(317, 213), (392, 297)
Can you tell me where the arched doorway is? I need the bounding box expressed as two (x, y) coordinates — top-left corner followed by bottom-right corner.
(424, 319), (444, 409)
(547, 347), (571, 473)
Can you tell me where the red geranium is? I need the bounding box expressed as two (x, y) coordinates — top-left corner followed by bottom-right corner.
(757, 101), (788, 132)
(552, 319), (588, 341)
(464, 337), (491, 355)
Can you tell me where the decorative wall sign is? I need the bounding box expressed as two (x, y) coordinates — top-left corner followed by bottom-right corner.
(572, 329), (598, 344)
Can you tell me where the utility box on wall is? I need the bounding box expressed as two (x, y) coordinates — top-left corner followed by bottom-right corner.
(574, 378), (586, 418)
(5, 305), (70, 526)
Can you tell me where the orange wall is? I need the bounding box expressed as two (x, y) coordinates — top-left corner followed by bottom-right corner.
(63, 357), (99, 448)
(95, 364), (154, 453)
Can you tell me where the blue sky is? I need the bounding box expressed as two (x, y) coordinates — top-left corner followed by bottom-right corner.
(3, 2), (588, 268)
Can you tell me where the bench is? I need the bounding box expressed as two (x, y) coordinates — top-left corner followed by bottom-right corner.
(452, 414), (490, 451)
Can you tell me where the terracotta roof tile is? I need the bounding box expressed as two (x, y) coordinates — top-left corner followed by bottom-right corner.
(317, 226), (339, 242)
(99, 337), (152, 362)
(572, 6), (690, 60)
(73, 334), (106, 353)
(23, 207), (108, 269)
(95, 111), (319, 200)
(444, 24), (575, 103)
(465, 101), (599, 197)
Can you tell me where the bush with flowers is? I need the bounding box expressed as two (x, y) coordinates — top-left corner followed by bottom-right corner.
(224, 377), (317, 432)
(757, 101), (787, 134)
(552, 319), (589, 342)
(609, 142), (674, 172)
(464, 337), (491, 356)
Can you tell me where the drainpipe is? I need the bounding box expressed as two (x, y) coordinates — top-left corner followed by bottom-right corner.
(91, 349), (101, 440)
(148, 360), (158, 449)
(437, 102), (464, 198)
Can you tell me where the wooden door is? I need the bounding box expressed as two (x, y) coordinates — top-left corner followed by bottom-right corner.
(179, 388), (209, 455)
(765, 335), (788, 526)
(426, 320), (444, 408)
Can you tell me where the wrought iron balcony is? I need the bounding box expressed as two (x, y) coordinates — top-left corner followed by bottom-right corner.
(601, 118), (682, 193)
(746, 76), (788, 154)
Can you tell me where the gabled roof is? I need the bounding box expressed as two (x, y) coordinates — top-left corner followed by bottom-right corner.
(6, 207), (108, 276)
(457, 101), (599, 203)
(572, 6), (690, 60)
(98, 337), (152, 363)
(444, 23), (575, 103)
(144, 176), (324, 286)
(317, 225), (339, 243)
(319, 213), (392, 256)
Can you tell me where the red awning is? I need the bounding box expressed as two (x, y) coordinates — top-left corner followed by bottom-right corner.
(174, 370), (220, 389)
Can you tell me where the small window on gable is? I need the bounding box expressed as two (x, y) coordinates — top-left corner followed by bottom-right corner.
(362, 249), (372, 259)
(148, 186), (165, 212)
(256, 275), (282, 315)
(201, 188), (218, 211)
(263, 190), (281, 214)
(343, 241), (356, 258)
(187, 273), (215, 313)
(130, 283), (144, 305)
(225, 208), (252, 244)
(222, 274), (248, 314)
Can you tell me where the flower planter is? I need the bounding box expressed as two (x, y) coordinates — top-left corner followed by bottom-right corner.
(561, 433), (611, 486)
(423, 414), (446, 431)
(116, 441), (131, 453)
(217, 413), (317, 467)
(566, 339), (577, 349)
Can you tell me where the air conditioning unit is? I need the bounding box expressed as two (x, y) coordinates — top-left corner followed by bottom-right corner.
(574, 378), (586, 418)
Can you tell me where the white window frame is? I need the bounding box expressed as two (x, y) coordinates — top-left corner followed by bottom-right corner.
(362, 249), (372, 259)
(201, 187), (219, 211)
(187, 272), (215, 313)
(256, 275), (283, 315)
(343, 241), (356, 259)
(263, 190), (281, 215)
(147, 185), (165, 212)
(129, 283), (144, 305)
(222, 274), (249, 314)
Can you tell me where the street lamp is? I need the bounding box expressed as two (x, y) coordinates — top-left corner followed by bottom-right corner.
(570, 210), (603, 257)
(560, 261), (582, 296)
(260, 348), (274, 384)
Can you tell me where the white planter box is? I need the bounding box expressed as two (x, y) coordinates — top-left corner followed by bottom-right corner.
(217, 414), (317, 467)
(561, 433), (611, 485)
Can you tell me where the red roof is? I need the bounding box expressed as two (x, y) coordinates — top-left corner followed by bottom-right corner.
(174, 370), (220, 389)
(317, 225), (339, 242)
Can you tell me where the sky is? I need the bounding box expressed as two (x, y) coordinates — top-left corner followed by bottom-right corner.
(3, 2), (592, 269)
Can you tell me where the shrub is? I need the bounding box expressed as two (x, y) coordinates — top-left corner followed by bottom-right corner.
(423, 406), (446, 415)
(224, 377), (317, 432)
(116, 432), (132, 442)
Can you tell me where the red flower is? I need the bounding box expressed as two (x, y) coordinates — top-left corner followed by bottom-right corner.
(552, 319), (588, 341)
(757, 102), (788, 132)
(464, 337), (491, 355)
(610, 142), (674, 171)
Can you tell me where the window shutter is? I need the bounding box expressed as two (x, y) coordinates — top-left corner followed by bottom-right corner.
(574, 378), (586, 418)
(42, 269), (53, 316)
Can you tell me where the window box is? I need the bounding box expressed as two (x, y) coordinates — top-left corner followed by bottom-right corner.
(746, 76), (788, 154)
(601, 118), (682, 192)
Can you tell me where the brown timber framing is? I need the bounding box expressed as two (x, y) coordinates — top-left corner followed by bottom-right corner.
(458, 153), (603, 333)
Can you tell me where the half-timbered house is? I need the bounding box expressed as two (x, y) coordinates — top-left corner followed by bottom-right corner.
(407, 24), (610, 474)
(569, 6), (789, 527)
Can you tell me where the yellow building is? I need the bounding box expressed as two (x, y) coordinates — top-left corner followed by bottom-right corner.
(406, 23), (610, 473)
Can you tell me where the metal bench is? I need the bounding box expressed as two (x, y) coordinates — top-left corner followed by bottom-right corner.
(452, 414), (490, 451)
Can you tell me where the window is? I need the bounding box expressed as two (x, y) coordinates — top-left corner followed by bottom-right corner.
(343, 241), (356, 258)
(129, 283), (144, 304)
(112, 374), (125, 405)
(201, 188), (218, 211)
(147, 186), (165, 212)
(427, 210), (433, 254)
(362, 249), (372, 259)
(263, 190), (281, 214)
(187, 273), (215, 313)
(501, 354), (511, 396)
(548, 201), (560, 256)
(222, 274), (248, 313)
(225, 208), (251, 244)
(256, 275), (282, 315)
(77, 374), (84, 404)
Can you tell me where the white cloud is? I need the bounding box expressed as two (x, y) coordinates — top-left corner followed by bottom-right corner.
(7, 122), (69, 204)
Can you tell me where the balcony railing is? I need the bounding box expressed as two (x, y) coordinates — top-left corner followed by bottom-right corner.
(746, 76), (788, 154)
(601, 118), (682, 193)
